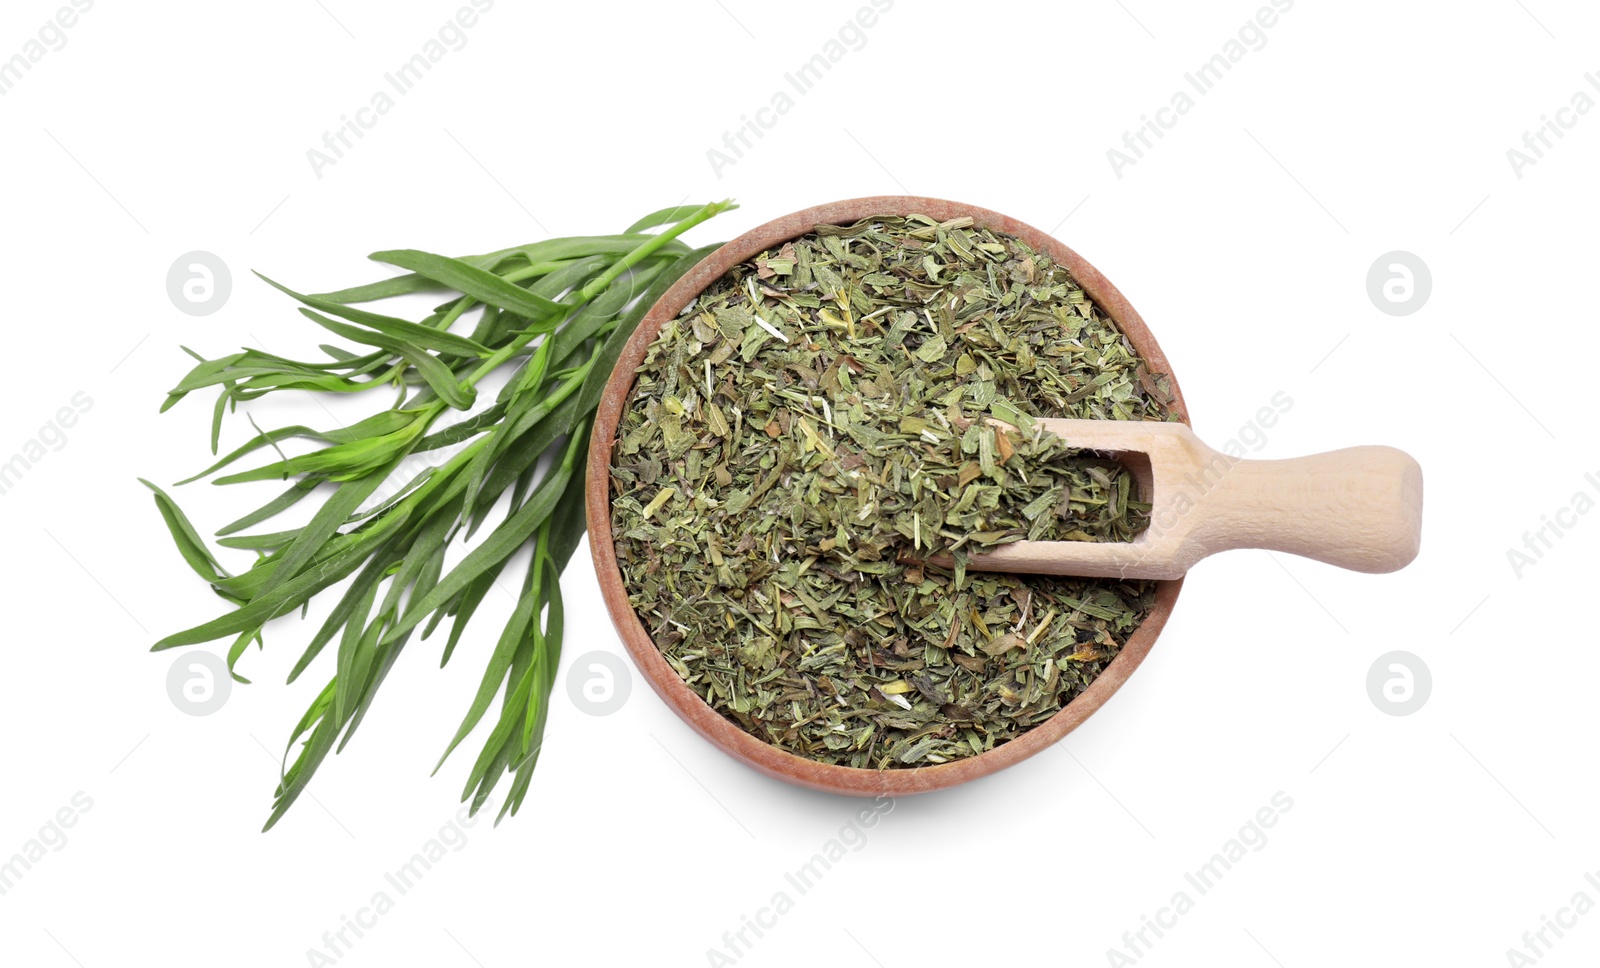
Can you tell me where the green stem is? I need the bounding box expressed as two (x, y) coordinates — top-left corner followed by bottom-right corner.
(460, 200), (733, 390)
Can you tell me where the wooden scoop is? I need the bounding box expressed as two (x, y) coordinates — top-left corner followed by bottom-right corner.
(941, 418), (1423, 581)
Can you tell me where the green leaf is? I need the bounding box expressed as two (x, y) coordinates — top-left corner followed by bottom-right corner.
(470, 388), (585, 529)
(414, 404), (506, 452)
(179, 410), (417, 485)
(144, 203), (737, 831)
(287, 549), (394, 684)
(297, 310), (475, 410)
(385, 427), (586, 647)
(437, 560), (505, 667)
(262, 680), (338, 831)
(521, 543), (563, 754)
(212, 424), (419, 486)
(256, 272), (490, 358)
(150, 509), (409, 651)
(367, 250), (567, 320)
(314, 236), (682, 304)
(575, 244), (721, 418)
(140, 479), (232, 586)
(216, 479), (322, 536)
(256, 453), (411, 598)
(334, 581), (381, 727)
(625, 204), (714, 234)
(226, 628), (264, 683)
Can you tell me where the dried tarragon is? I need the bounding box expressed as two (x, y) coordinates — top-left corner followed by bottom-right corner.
(610, 214), (1176, 769)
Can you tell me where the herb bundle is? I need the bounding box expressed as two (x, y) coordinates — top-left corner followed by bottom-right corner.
(146, 201), (735, 828)
(610, 215), (1175, 769)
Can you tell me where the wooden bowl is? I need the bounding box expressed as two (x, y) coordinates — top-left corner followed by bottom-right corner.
(586, 197), (1190, 796)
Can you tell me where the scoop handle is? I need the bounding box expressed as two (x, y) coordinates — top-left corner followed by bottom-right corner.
(1188, 444), (1423, 573)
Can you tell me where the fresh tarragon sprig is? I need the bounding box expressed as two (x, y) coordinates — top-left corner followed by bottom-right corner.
(143, 201), (735, 829)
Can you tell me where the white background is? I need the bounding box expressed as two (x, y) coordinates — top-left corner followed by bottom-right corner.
(1, 1), (1595, 966)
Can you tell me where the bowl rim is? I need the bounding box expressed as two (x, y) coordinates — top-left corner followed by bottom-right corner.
(586, 195), (1189, 796)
